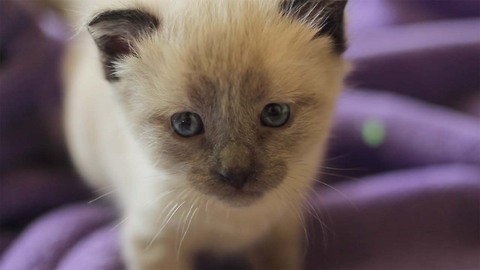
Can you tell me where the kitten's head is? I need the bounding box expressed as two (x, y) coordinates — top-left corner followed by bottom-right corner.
(88, 0), (348, 207)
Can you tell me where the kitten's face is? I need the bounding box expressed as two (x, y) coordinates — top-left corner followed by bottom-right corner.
(89, 0), (347, 206)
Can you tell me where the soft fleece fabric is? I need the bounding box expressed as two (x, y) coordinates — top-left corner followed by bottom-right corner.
(0, 0), (479, 269)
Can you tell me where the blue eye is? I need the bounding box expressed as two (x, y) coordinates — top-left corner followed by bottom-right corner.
(260, 103), (290, 127)
(171, 112), (204, 137)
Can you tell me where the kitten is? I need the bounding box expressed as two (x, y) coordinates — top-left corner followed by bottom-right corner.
(63, 0), (348, 269)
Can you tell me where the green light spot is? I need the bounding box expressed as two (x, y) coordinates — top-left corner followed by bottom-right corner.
(362, 119), (386, 148)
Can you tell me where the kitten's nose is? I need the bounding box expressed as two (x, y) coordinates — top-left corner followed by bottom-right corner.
(218, 169), (250, 189)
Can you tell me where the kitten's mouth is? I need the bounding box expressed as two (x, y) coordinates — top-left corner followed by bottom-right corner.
(190, 169), (284, 207)
(219, 188), (264, 207)
(199, 183), (266, 207)
(230, 188), (263, 198)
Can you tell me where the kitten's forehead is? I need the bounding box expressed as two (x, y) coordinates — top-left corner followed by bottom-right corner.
(127, 0), (344, 115)
(186, 69), (268, 114)
(177, 6), (330, 110)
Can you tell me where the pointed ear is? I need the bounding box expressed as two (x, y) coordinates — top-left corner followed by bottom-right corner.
(280, 0), (348, 53)
(88, 9), (160, 81)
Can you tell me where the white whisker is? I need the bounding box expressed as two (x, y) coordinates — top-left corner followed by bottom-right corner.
(88, 190), (114, 204)
(111, 216), (129, 231)
(314, 180), (358, 211)
(146, 201), (185, 250)
(177, 207), (198, 262)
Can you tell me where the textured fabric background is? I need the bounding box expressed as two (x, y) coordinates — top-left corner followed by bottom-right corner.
(1, 0), (479, 269)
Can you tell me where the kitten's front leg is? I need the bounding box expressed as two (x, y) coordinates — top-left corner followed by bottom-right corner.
(121, 222), (192, 270)
(249, 217), (303, 270)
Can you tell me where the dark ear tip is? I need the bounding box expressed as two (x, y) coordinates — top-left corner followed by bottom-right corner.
(281, 0), (348, 54)
(88, 12), (106, 27)
(88, 9), (160, 28)
(87, 8), (160, 81)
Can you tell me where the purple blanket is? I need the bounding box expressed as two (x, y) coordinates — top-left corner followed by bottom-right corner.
(1, 0), (479, 269)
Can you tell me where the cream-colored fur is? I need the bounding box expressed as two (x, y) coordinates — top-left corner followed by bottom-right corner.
(63, 1), (347, 269)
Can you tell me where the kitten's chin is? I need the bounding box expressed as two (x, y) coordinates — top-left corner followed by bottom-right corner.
(190, 173), (283, 207)
(197, 184), (266, 207)
(216, 189), (265, 208)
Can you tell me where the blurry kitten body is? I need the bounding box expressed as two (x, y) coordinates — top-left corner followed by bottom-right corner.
(63, 0), (348, 269)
